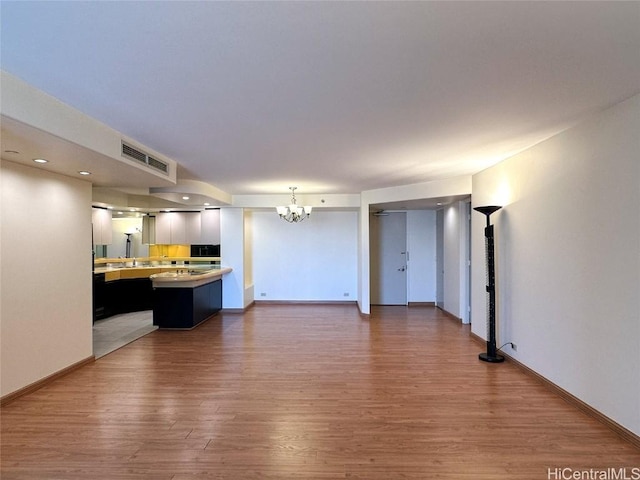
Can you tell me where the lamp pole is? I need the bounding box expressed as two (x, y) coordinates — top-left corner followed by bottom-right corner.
(125, 233), (132, 258)
(474, 205), (504, 363)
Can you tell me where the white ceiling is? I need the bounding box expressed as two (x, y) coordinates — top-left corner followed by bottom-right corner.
(1, 1), (639, 196)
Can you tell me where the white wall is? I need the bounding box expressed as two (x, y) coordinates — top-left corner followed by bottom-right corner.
(407, 210), (436, 303)
(443, 204), (460, 318)
(220, 208), (248, 309)
(244, 209), (254, 291)
(1, 160), (93, 397)
(442, 202), (467, 320)
(472, 94), (640, 436)
(252, 211), (358, 301)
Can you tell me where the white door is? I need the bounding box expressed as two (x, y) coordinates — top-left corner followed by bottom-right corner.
(371, 212), (407, 305)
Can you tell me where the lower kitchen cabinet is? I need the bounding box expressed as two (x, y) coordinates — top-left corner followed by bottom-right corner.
(93, 274), (154, 321)
(152, 279), (222, 329)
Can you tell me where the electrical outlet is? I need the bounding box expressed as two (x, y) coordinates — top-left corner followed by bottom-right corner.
(511, 343), (517, 352)
(260, 292), (267, 297)
(343, 292), (350, 297)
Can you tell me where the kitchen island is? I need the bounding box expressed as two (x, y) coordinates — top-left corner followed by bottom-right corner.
(150, 267), (232, 329)
(92, 257), (222, 321)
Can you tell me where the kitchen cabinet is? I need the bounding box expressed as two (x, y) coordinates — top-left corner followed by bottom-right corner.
(92, 207), (113, 245)
(93, 273), (154, 321)
(156, 211), (186, 244)
(142, 215), (156, 244)
(200, 209), (221, 244)
(155, 212), (172, 244)
(170, 212), (187, 244)
(93, 273), (107, 321)
(184, 212), (202, 244)
(153, 278), (222, 329)
(156, 211), (201, 244)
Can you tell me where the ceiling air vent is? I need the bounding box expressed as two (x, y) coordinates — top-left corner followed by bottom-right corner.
(147, 156), (169, 173)
(121, 142), (169, 175)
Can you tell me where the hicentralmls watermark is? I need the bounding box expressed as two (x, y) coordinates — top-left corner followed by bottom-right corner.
(547, 468), (640, 480)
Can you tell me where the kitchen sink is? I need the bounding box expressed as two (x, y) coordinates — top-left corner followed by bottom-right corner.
(188, 270), (211, 276)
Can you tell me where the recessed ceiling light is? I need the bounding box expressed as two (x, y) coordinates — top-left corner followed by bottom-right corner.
(436, 202), (443, 206)
(129, 208), (137, 212)
(78, 170), (91, 176)
(117, 211), (124, 215)
(33, 158), (49, 164)
(203, 202), (210, 206)
(182, 196), (190, 200)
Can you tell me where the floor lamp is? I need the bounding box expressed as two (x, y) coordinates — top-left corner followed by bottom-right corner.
(125, 233), (133, 259)
(474, 205), (504, 363)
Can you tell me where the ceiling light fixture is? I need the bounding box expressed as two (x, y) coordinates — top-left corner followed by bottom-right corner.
(276, 187), (312, 223)
(182, 196), (190, 200)
(33, 158), (48, 163)
(78, 170), (91, 176)
(203, 202), (210, 206)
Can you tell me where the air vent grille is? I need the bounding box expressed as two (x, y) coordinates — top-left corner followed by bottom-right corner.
(148, 156), (168, 173)
(122, 143), (147, 163)
(121, 142), (169, 175)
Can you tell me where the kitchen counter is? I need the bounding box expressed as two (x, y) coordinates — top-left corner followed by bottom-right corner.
(92, 263), (227, 321)
(94, 264), (221, 281)
(94, 256), (221, 266)
(150, 267), (232, 289)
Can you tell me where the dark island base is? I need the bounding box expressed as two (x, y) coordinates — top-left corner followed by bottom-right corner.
(152, 278), (222, 329)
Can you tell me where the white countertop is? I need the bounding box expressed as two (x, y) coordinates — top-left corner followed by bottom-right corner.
(150, 267), (233, 288)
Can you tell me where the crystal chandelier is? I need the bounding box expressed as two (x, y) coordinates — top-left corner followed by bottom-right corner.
(276, 187), (312, 223)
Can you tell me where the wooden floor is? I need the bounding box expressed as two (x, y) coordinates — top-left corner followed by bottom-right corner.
(2, 305), (639, 479)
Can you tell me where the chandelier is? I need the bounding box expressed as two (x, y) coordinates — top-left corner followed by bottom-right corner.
(276, 187), (312, 223)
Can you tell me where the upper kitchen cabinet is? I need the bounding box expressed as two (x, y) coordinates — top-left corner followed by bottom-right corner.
(142, 215), (156, 245)
(185, 212), (201, 244)
(156, 211), (183, 244)
(155, 211), (202, 245)
(92, 207), (113, 245)
(201, 209), (221, 244)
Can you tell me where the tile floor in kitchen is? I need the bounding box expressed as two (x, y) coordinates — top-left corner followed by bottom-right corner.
(92, 311), (157, 358)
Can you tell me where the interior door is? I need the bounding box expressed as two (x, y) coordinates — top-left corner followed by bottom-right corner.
(371, 212), (407, 305)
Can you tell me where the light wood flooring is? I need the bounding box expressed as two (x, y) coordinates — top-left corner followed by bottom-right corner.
(2, 304), (639, 479)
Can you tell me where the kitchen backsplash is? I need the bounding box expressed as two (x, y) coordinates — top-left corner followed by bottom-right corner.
(149, 244), (191, 257)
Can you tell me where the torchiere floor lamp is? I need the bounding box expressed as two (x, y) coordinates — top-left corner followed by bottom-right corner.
(474, 205), (504, 363)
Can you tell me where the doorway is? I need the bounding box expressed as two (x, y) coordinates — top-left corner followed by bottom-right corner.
(370, 212), (407, 305)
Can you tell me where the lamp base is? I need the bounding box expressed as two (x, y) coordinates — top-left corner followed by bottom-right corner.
(479, 352), (504, 363)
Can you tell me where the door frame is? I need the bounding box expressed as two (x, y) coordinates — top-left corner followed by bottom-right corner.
(370, 211), (408, 305)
